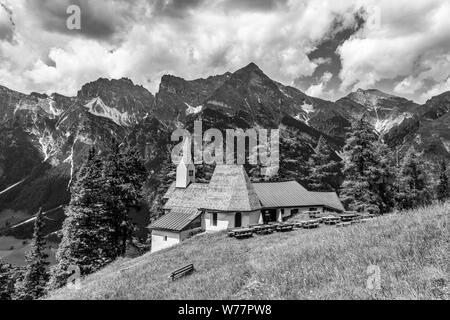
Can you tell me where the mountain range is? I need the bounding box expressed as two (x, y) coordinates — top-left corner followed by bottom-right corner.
(1, 62), (449, 241)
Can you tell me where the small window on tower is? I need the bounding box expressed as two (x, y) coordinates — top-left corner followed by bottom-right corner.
(189, 170), (194, 177)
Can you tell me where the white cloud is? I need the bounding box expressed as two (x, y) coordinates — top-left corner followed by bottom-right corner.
(306, 71), (333, 98)
(0, 0), (363, 95)
(419, 77), (450, 102)
(337, 0), (450, 101)
(0, 0), (449, 104)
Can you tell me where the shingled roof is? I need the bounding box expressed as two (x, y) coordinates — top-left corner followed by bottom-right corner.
(202, 165), (262, 212)
(149, 207), (201, 231)
(253, 181), (344, 212)
(163, 183), (208, 210)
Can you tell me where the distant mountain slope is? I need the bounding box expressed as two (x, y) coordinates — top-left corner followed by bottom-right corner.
(1, 63), (450, 242)
(383, 91), (450, 158)
(335, 88), (421, 135)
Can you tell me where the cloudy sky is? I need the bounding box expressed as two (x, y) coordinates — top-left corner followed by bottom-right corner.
(0, 0), (449, 103)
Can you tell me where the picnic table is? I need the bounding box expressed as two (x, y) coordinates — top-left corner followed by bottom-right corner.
(308, 211), (322, 219)
(340, 212), (359, 222)
(322, 216), (341, 225)
(276, 223), (294, 232)
(231, 228), (254, 239)
(302, 219), (320, 229)
(251, 224), (274, 235)
(292, 221), (304, 228)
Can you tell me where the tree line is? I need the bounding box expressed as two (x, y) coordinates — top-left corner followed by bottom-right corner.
(308, 116), (449, 214)
(0, 141), (146, 300)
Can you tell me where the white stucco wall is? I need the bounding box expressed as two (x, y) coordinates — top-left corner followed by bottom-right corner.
(204, 211), (261, 232)
(151, 230), (180, 253)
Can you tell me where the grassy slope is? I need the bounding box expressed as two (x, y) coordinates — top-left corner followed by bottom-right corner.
(49, 203), (449, 300)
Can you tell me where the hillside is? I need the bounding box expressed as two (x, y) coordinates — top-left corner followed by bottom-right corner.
(48, 203), (449, 300)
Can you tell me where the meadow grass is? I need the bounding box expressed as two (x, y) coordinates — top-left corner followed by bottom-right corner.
(48, 202), (449, 300)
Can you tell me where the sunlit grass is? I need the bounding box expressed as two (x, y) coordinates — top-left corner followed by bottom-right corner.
(48, 202), (449, 300)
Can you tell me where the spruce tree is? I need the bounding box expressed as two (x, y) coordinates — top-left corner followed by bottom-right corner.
(436, 160), (449, 202)
(308, 136), (342, 192)
(101, 142), (146, 257)
(340, 117), (394, 214)
(48, 148), (113, 290)
(15, 209), (49, 300)
(395, 146), (432, 210)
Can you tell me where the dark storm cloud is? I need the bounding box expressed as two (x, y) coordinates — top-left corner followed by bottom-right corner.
(25, 0), (137, 40)
(0, 2), (15, 42)
(295, 11), (365, 98)
(224, 0), (288, 11)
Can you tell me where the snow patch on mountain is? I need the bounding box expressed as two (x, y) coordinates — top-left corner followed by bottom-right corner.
(14, 98), (63, 118)
(297, 102), (315, 124)
(84, 97), (131, 126)
(26, 127), (59, 165)
(207, 100), (232, 109)
(279, 87), (293, 99)
(442, 140), (450, 153)
(301, 103), (315, 114)
(374, 113), (413, 134)
(185, 102), (203, 115)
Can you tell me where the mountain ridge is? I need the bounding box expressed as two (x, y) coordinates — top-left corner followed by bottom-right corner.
(1, 62), (450, 244)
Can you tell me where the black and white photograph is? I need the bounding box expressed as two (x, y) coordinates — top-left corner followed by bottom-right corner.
(0, 0), (449, 306)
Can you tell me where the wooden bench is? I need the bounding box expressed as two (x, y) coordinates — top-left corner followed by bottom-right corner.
(169, 264), (195, 281)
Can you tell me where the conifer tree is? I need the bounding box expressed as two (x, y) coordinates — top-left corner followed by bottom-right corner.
(0, 263), (17, 300)
(395, 146), (432, 210)
(436, 160), (449, 202)
(308, 136), (342, 192)
(15, 209), (49, 300)
(340, 117), (394, 214)
(101, 142), (146, 257)
(48, 148), (113, 290)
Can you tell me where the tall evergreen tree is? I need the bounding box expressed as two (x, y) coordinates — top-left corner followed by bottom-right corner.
(374, 142), (397, 213)
(308, 136), (342, 192)
(395, 146), (432, 210)
(340, 117), (394, 214)
(436, 160), (449, 202)
(15, 209), (49, 300)
(101, 142), (146, 257)
(48, 148), (114, 290)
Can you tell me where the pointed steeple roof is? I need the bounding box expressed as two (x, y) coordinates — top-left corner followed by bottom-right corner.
(202, 165), (262, 212)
